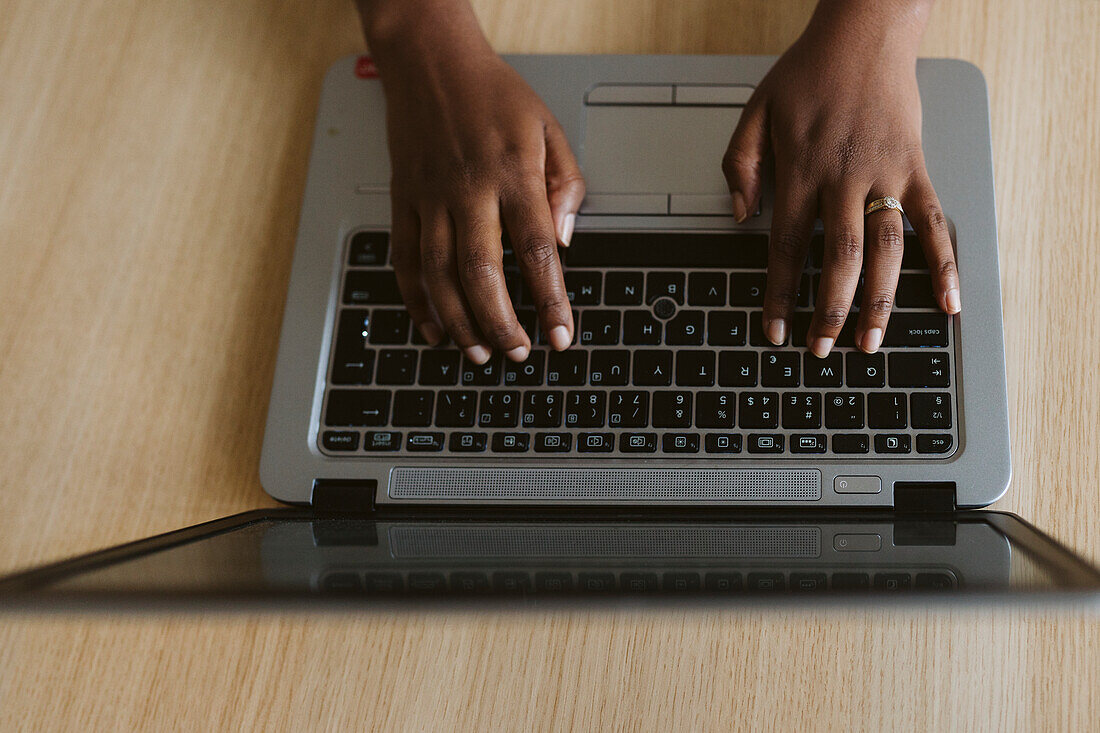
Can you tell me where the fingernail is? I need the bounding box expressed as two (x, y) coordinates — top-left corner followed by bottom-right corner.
(419, 322), (443, 346)
(765, 318), (786, 346)
(862, 328), (883, 353)
(505, 345), (530, 362)
(810, 336), (834, 358)
(558, 213), (575, 247)
(946, 288), (961, 314)
(731, 191), (748, 223)
(465, 344), (491, 365)
(549, 325), (572, 351)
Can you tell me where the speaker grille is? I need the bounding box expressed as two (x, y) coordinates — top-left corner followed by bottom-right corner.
(389, 525), (821, 559)
(388, 467), (820, 502)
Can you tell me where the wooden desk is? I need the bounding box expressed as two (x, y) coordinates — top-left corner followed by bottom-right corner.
(1, 0), (1097, 728)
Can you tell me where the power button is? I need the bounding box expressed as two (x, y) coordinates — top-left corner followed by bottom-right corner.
(834, 475), (882, 494)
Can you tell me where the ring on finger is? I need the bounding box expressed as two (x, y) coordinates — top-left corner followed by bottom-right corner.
(864, 195), (905, 217)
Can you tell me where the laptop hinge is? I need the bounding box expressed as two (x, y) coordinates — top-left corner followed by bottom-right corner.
(310, 479), (377, 513)
(893, 481), (957, 514)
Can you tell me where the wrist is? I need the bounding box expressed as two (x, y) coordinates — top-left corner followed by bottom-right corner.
(803, 0), (931, 60)
(356, 0), (495, 71)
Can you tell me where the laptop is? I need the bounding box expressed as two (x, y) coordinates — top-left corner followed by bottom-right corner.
(3, 55), (1096, 606)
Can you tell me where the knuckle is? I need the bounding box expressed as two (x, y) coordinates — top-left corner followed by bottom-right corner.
(770, 231), (807, 267)
(419, 246), (453, 277)
(721, 147), (757, 178)
(818, 306), (850, 329)
(936, 258), (959, 280)
(865, 294), (894, 316)
(829, 230), (863, 261)
(874, 219), (904, 252)
(515, 233), (559, 271)
(923, 206), (949, 237)
(459, 252), (502, 285)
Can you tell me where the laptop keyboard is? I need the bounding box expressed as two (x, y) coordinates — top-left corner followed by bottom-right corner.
(321, 230), (956, 459)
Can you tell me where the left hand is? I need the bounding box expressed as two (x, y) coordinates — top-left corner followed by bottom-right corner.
(722, 0), (961, 357)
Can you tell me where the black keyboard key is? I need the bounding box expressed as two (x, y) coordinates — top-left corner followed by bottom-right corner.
(666, 310), (705, 345)
(799, 273), (811, 308)
(705, 572), (743, 591)
(728, 272), (766, 306)
(376, 349), (418, 385)
(363, 430), (401, 451)
(577, 432), (615, 452)
(662, 433), (700, 453)
(547, 350), (587, 386)
(761, 351), (800, 387)
(406, 432), (444, 451)
(825, 393), (865, 429)
(368, 309), (410, 344)
(392, 390), (434, 427)
(832, 573), (870, 590)
(623, 310), (662, 345)
(609, 390), (649, 428)
(348, 231), (388, 266)
(846, 352), (885, 388)
(868, 394), (907, 429)
(515, 309), (538, 342)
(565, 390), (606, 427)
(782, 393), (821, 429)
(589, 350), (630, 386)
(832, 434), (870, 454)
(704, 433), (742, 453)
(688, 272), (726, 306)
(462, 354), (503, 385)
(580, 310), (620, 345)
(620, 432), (658, 453)
(604, 271), (644, 305)
(646, 271), (685, 304)
(894, 274), (938, 308)
(882, 313), (950, 347)
(435, 390), (477, 427)
(534, 432), (572, 452)
(747, 434), (784, 453)
(478, 391), (520, 427)
(911, 393), (952, 428)
(718, 351), (757, 387)
(695, 391), (735, 428)
(875, 434), (912, 454)
(707, 311), (747, 346)
(738, 393), (778, 428)
(504, 350), (546, 386)
(675, 350), (715, 386)
(321, 431), (359, 451)
(564, 271), (602, 305)
(803, 352), (843, 387)
(418, 349), (461, 385)
(916, 434), (954, 454)
(652, 391), (692, 428)
(522, 390), (563, 428)
(566, 232), (769, 268)
(449, 432), (487, 452)
(492, 432), (530, 452)
(325, 389), (389, 426)
(633, 350), (673, 386)
(902, 234), (929, 269)
(750, 311), (788, 346)
(790, 434), (827, 453)
(889, 353), (950, 387)
(343, 270), (401, 305)
(332, 309), (374, 384)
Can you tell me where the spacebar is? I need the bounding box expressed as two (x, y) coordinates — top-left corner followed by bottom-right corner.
(566, 232), (769, 268)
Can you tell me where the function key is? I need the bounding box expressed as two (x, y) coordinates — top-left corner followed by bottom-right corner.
(846, 352), (885, 388)
(325, 389), (390, 426)
(882, 313), (949, 347)
(646, 271), (685, 304)
(705, 433), (742, 453)
(832, 433), (870, 454)
(688, 272), (727, 306)
(406, 432), (444, 451)
(348, 231), (388, 266)
(790, 434), (827, 454)
(321, 431), (359, 451)
(577, 432), (615, 452)
(620, 432), (658, 453)
(874, 434), (912, 454)
(564, 271), (602, 305)
(343, 270), (401, 305)
(916, 434), (954, 454)
(662, 433), (700, 453)
(449, 432), (488, 452)
(604, 271), (644, 305)
(491, 432), (530, 452)
(889, 353), (951, 388)
(747, 433), (784, 453)
(363, 430), (402, 451)
(705, 572), (742, 592)
(534, 432), (572, 452)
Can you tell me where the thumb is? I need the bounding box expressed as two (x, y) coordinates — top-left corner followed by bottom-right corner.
(722, 96), (769, 223)
(543, 119), (586, 247)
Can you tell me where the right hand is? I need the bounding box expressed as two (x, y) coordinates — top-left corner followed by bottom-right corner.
(368, 16), (585, 364)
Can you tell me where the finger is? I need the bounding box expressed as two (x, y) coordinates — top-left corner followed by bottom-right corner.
(543, 119), (585, 247)
(722, 95), (769, 223)
(762, 169), (815, 346)
(903, 172), (960, 314)
(418, 206), (491, 364)
(855, 191), (905, 353)
(808, 188), (865, 357)
(389, 198), (443, 346)
(501, 178), (574, 351)
(453, 197), (530, 362)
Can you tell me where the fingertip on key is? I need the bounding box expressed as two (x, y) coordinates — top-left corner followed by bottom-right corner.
(945, 287), (961, 314)
(765, 318), (787, 346)
(549, 325), (572, 351)
(419, 322), (444, 347)
(810, 336), (834, 359)
(465, 344), (492, 365)
(505, 345), (530, 363)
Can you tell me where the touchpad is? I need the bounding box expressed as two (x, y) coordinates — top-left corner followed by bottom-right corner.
(582, 105), (742, 195)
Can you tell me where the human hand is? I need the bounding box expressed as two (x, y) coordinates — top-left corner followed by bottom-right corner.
(359, 1), (584, 364)
(722, 0), (960, 357)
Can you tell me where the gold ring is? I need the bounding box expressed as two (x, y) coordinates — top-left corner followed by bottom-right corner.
(865, 195), (904, 217)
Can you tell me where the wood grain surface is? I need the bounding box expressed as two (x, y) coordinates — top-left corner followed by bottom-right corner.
(0, 1), (1097, 729)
